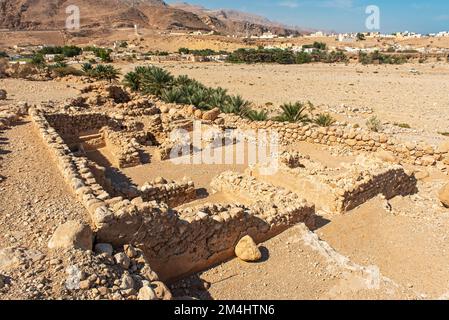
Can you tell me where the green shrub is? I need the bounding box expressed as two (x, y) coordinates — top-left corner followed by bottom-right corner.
(161, 87), (184, 103)
(83, 46), (112, 62)
(366, 116), (382, 132)
(356, 33), (366, 41)
(123, 71), (140, 91)
(274, 102), (310, 123)
(38, 46), (82, 57)
(295, 51), (312, 64)
(139, 66), (174, 96)
(226, 47), (348, 65)
(81, 63), (93, 74)
(359, 50), (406, 65)
(90, 64), (120, 82)
(50, 66), (84, 77)
(221, 95), (251, 116)
(31, 53), (45, 67)
(394, 122), (411, 129)
(314, 113), (336, 127)
(246, 109), (269, 121)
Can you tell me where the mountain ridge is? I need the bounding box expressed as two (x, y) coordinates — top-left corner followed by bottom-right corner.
(0, 0), (306, 36)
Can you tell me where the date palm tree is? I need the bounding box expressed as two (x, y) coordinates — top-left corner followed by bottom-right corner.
(274, 102), (310, 123)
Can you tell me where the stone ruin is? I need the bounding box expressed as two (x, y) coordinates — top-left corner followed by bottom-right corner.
(29, 107), (316, 282)
(21, 82), (449, 291)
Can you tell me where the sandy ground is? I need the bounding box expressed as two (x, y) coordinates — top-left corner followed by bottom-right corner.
(0, 78), (81, 105)
(318, 199), (449, 299)
(120, 62), (449, 142)
(171, 224), (417, 300)
(1, 58), (449, 300)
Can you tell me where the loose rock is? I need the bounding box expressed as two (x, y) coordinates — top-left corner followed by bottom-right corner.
(234, 235), (262, 262)
(48, 220), (93, 251)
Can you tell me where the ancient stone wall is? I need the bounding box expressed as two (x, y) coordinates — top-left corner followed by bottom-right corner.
(44, 113), (118, 139)
(249, 156), (417, 214)
(100, 128), (142, 168)
(30, 108), (316, 281)
(218, 114), (449, 167)
(139, 180), (196, 208)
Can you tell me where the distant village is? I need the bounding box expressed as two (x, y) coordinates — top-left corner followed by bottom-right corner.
(3, 28), (449, 67)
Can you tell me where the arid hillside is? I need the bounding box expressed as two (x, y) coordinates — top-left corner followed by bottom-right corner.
(0, 0), (299, 36)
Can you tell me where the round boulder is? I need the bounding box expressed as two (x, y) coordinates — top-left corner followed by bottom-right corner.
(438, 183), (449, 208)
(235, 235), (262, 262)
(48, 220), (93, 251)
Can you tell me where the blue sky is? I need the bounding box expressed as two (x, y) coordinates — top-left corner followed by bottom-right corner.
(166, 0), (449, 34)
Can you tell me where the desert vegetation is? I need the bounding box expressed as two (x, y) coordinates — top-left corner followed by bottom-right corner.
(226, 47), (348, 65)
(123, 65), (339, 125)
(359, 51), (408, 65)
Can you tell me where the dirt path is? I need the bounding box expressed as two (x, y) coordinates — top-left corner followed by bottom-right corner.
(0, 119), (89, 252)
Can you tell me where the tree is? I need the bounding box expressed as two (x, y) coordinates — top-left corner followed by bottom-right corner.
(139, 66), (174, 96)
(123, 71), (140, 91)
(31, 53), (46, 68)
(91, 65), (120, 83)
(357, 33), (366, 41)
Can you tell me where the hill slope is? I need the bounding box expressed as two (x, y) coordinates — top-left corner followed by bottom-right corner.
(0, 0), (301, 35)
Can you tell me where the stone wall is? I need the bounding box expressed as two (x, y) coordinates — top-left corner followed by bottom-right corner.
(249, 156), (417, 214)
(219, 114), (449, 167)
(44, 113), (118, 139)
(30, 108), (316, 281)
(101, 128), (142, 168)
(139, 180), (196, 208)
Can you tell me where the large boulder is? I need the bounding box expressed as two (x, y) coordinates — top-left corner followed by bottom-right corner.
(439, 183), (449, 208)
(0, 89), (6, 100)
(48, 220), (93, 251)
(234, 235), (262, 262)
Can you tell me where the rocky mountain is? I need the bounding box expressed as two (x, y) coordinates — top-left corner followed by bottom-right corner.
(170, 2), (311, 35)
(0, 0), (304, 35)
